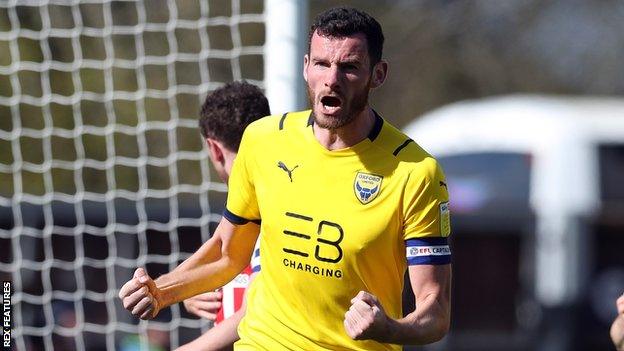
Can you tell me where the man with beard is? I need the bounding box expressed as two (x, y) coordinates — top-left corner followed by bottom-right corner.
(119, 7), (452, 350)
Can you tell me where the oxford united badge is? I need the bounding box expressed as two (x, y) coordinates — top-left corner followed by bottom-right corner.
(354, 172), (383, 205)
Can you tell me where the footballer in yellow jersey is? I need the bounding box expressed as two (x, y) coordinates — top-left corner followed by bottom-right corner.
(118, 7), (451, 350)
(225, 110), (451, 350)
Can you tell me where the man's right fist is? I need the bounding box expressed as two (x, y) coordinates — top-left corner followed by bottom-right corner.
(119, 268), (160, 320)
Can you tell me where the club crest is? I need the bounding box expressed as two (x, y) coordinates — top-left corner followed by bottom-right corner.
(354, 172), (383, 205)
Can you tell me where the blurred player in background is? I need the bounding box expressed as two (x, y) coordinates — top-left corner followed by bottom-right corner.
(612, 293), (624, 351)
(120, 7), (451, 350)
(177, 81), (269, 350)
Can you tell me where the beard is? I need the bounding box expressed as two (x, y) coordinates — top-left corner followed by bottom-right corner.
(308, 80), (370, 130)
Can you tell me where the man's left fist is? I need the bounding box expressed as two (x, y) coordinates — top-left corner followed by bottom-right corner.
(344, 290), (388, 340)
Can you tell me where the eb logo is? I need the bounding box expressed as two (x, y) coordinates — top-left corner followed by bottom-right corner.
(282, 212), (344, 263)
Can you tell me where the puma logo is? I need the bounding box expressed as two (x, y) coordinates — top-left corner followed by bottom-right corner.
(278, 161), (299, 182)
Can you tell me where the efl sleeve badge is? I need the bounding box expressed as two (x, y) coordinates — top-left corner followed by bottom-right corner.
(439, 201), (451, 236)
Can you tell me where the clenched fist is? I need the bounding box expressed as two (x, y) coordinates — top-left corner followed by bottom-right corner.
(119, 268), (161, 320)
(344, 291), (389, 340)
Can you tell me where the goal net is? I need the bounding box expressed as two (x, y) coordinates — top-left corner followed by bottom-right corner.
(0, 0), (304, 350)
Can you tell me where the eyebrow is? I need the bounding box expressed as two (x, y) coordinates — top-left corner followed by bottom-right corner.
(310, 56), (364, 65)
(339, 58), (363, 65)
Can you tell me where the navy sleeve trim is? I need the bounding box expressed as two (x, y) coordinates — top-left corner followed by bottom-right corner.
(223, 208), (259, 225)
(408, 255), (452, 265)
(405, 237), (449, 246)
(279, 112), (288, 130)
(393, 138), (414, 156)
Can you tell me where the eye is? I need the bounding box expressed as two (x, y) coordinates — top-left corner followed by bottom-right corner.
(314, 60), (330, 68)
(341, 63), (358, 71)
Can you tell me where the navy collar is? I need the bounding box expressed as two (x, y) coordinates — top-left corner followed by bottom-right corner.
(306, 110), (384, 142)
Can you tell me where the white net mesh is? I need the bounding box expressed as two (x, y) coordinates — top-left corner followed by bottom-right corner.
(0, 0), (267, 349)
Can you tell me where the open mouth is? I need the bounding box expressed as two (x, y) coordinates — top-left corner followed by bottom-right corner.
(321, 96), (342, 111)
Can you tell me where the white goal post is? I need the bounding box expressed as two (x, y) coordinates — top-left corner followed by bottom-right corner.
(0, 0), (306, 350)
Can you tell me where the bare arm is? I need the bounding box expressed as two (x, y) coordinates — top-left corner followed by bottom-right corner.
(389, 264), (451, 344)
(119, 217), (259, 319)
(344, 264), (451, 345)
(176, 272), (258, 351)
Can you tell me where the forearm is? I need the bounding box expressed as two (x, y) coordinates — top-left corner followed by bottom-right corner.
(155, 256), (244, 309)
(176, 307), (245, 351)
(381, 264), (451, 345)
(154, 219), (258, 310)
(382, 292), (450, 345)
(177, 272), (256, 351)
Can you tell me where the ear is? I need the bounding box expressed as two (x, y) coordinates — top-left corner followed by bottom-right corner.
(303, 54), (310, 83)
(206, 138), (225, 164)
(370, 60), (388, 89)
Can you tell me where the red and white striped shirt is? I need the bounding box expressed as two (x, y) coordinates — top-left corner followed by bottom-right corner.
(215, 239), (260, 323)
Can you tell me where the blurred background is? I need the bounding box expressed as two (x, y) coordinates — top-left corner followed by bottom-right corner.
(1, 0), (623, 350)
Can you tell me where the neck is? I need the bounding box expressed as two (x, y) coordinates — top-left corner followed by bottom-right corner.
(221, 146), (238, 182)
(313, 107), (375, 150)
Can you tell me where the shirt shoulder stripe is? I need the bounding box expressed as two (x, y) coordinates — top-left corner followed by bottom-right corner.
(393, 138), (414, 156)
(278, 112), (288, 130)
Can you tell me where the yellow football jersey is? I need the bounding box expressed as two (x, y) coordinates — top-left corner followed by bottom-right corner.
(225, 110), (451, 350)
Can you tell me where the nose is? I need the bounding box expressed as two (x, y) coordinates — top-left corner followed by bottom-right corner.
(324, 65), (341, 91)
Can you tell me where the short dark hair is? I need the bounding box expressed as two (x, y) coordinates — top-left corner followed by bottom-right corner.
(309, 7), (384, 66)
(199, 81), (270, 152)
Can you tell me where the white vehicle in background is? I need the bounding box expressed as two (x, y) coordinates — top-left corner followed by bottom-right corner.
(403, 95), (624, 351)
